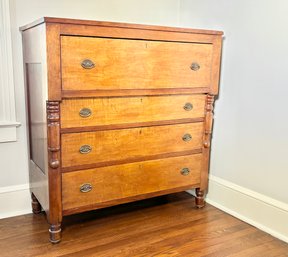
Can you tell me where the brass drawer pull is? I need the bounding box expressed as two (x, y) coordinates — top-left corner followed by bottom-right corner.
(79, 145), (92, 154)
(81, 59), (95, 69)
(190, 62), (200, 71)
(183, 102), (193, 111)
(182, 134), (192, 142)
(79, 108), (92, 118)
(80, 183), (92, 193)
(181, 168), (190, 176)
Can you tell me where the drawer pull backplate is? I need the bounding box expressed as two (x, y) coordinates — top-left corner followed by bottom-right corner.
(181, 168), (190, 176)
(79, 145), (92, 154)
(182, 134), (192, 142)
(183, 102), (193, 111)
(79, 108), (92, 118)
(80, 183), (93, 193)
(81, 59), (95, 69)
(190, 62), (200, 71)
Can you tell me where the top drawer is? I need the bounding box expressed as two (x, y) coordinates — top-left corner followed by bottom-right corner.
(61, 36), (213, 91)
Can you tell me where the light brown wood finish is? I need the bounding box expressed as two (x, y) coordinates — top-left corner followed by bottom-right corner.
(61, 118), (205, 134)
(23, 22), (63, 242)
(46, 101), (62, 243)
(195, 95), (215, 207)
(61, 149), (202, 173)
(22, 22), (50, 215)
(61, 36), (213, 91)
(21, 17), (223, 243)
(20, 17), (223, 35)
(61, 95), (206, 128)
(210, 36), (223, 95)
(59, 24), (218, 46)
(61, 87), (209, 98)
(1, 193), (287, 257)
(22, 23), (59, 240)
(46, 24), (61, 100)
(61, 123), (203, 168)
(62, 154), (202, 212)
(62, 185), (198, 216)
(200, 95), (215, 191)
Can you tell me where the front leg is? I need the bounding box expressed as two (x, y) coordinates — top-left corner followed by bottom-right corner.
(196, 95), (215, 209)
(195, 188), (205, 208)
(47, 101), (62, 244)
(49, 223), (62, 243)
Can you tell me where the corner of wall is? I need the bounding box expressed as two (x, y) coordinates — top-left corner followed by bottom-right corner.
(204, 175), (288, 243)
(0, 184), (31, 219)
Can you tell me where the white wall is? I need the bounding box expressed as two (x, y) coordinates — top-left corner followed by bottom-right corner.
(0, 0), (180, 217)
(180, 0), (288, 204)
(181, 0), (288, 242)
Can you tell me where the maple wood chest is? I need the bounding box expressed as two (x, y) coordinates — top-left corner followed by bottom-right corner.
(21, 17), (223, 243)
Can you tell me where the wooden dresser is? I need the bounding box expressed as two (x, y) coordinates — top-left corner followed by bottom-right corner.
(20, 17), (223, 243)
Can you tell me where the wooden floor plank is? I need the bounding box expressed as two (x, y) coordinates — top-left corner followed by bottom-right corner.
(0, 192), (287, 257)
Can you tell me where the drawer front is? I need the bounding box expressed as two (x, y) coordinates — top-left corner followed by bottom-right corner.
(61, 36), (213, 91)
(61, 95), (206, 128)
(62, 154), (202, 211)
(61, 123), (203, 168)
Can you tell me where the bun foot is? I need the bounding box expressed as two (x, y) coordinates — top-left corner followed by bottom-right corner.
(195, 188), (205, 208)
(31, 193), (42, 214)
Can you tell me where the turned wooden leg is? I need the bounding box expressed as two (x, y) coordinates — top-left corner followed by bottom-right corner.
(195, 188), (205, 208)
(49, 224), (62, 243)
(31, 193), (42, 214)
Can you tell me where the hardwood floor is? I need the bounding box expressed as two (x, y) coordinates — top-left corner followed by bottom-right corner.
(0, 192), (287, 257)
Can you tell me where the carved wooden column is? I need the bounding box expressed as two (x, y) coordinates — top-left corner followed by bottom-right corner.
(196, 94), (215, 208)
(47, 101), (62, 243)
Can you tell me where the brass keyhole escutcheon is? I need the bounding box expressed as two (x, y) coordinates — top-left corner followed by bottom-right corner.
(79, 145), (92, 154)
(79, 108), (92, 118)
(190, 62), (200, 71)
(182, 134), (192, 142)
(181, 168), (190, 176)
(81, 59), (95, 69)
(80, 183), (93, 193)
(183, 102), (193, 111)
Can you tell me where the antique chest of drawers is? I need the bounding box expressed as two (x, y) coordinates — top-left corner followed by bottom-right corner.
(20, 17), (223, 243)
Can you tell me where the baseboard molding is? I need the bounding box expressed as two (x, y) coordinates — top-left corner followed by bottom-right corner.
(0, 183), (32, 219)
(1, 177), (288, 244)
(204, 175), (288, 243)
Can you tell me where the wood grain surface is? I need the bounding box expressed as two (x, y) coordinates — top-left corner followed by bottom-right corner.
(1, 192), (287, 257)
(20, 17), (223, 35)
(61, 36), (213, 90)
(61, 123), (203, 168)
(61, 95), (206, 128)
(61, 118), (205, 134)
(21, 17), (224, 243)
(62, 154), (202, 212)
(61, 87), (209, 98)
(46, 24), (61, 100)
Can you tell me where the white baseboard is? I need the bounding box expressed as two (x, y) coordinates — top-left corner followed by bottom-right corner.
(0, 183), (32, 219)
(204, 175), (288, 243)
(1, 177), (288, 245)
